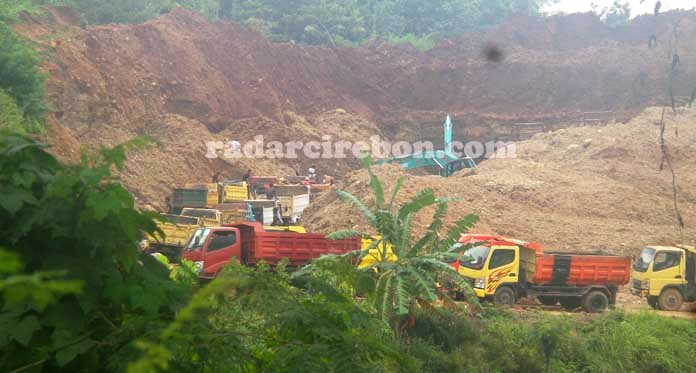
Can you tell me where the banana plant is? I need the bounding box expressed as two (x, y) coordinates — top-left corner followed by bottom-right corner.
(301, 157), (479, 338)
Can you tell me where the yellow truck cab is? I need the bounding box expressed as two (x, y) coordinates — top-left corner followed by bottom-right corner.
(631, 245), (696, 311)
(454, 242), (521, 301)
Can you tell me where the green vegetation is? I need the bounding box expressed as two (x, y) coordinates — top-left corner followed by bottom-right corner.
(595, 1), (631, 28)
(471, 309), (696, 372)
(386, 33), (438, 52)
(0, 23), (46, 133)
(4, 0), (555, 48)
(0, 0), (45, 21)
(301, 158), (479, 338)
(0, 133), (189, 371)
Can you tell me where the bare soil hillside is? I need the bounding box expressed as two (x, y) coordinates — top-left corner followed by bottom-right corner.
(303, 107), (696, 254)
(13, 7), (696, 207)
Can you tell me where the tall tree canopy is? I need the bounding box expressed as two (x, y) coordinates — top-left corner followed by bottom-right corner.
(16, 0), (555, 47)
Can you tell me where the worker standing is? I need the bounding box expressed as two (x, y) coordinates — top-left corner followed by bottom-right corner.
(294, 160), (302, 176)
(308, 164), (317, 182)
(212, 171), (222, 183)
(165, 196), (174, 214)
(243, 169), (252, 182)
(266, 183), (277, 200)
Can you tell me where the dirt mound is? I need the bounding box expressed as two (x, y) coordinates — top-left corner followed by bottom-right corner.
(12, 7), (696, 208)
(303, 107), (696, 254)
(21, 7), (696, 129)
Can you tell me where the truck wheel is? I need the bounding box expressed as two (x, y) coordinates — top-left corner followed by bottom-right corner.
(658, 288), (683, 311)
(537, 296), (558, 306)
(582, 291), (609, 313)
(559, 298), (581, 310)
(647, 296), (659, 310)
(494, 286), (516, 306)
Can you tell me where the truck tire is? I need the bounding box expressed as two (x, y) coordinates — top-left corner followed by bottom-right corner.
(559, 298), (581, 310)
(647, 296), (659, 310)
(582, 291), (609, 313)
(537, 296), (558, 306)
(494, 286), (516, 306)
(658, 288), (683, 311)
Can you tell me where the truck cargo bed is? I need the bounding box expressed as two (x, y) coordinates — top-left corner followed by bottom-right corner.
(234, 223), (360, 266)
(525, 252), (631, 286)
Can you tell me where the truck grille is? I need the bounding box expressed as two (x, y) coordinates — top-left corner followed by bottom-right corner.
(632, 279), (642, 289)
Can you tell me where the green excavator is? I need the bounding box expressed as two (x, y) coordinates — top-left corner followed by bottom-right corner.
(376, 115), (476, 177)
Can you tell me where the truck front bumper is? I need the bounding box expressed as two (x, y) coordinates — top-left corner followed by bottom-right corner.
(630, 287), (649, 298)
(474, 288), (486, 298)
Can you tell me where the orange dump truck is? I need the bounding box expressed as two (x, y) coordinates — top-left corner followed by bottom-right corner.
(181, 223), (361, 279)
(452, 234), (631, 312)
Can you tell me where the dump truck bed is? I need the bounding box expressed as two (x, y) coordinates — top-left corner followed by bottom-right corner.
(231, 223), (360, 266)
(522, 251), (631, 286)
(148, 214), (198, 248)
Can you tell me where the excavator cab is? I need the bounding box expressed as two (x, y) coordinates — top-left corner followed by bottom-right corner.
(440, 158), (477, 177)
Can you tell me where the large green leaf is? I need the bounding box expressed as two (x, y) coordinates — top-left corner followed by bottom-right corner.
(11, 315), (40, 346)
(397, 188), (436, 219)
(406, 268), (438, 303)
(380, 273), (395, 323)
(394, 275), (410, 316)
(327, 230), (364, 240)
(388, 176), (404, 211)
(367, 167), (385, 208)
(439, 214), (480, 252)
(396, 213), (413, 258)
(337, 190), (376, 224)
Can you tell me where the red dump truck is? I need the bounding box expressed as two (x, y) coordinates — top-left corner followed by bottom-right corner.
(181, 223), (361, 279)
(453, 234), (632, 312)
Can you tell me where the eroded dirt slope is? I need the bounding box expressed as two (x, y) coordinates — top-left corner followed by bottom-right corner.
(303, 107), (696, 253)
(14, 7), (696, 207)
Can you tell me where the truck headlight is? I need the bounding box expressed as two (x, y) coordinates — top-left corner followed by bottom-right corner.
(194, 261), (204, 274)
(474, 277), (485, 289)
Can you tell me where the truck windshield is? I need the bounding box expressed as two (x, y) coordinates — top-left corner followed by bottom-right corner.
(459, 245), (491, 269)
(186, 228), (211, 251)
(633, 247), (656, 272)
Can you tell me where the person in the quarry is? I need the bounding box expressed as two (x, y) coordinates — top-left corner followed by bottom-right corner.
(266, 183), (276, 200)
(243, 169), (252, 182)
(212, 170), (222, 183)
(308, 165), (317, 181)
(294, 160), (302, 176)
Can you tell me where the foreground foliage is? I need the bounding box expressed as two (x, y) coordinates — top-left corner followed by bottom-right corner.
(130, 262), (422, 372)
(468, 309), (696, 373)
(300, 157), (479, 338)
(0, 133), (189, 371)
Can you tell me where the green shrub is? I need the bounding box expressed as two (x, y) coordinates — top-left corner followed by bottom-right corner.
(131, 262), (421, 372)
(0, 0), (45, 21)
(581, 312), (696, 372)
(0, 23), (46, 131)
(462, 310), (696, 373)
(0, 89), (25, 131)
(407, 307), (478, 352)
(385, 33), (438, 52)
